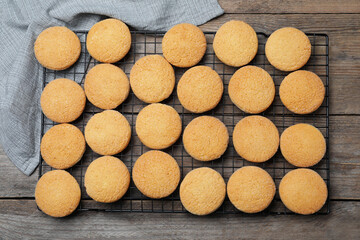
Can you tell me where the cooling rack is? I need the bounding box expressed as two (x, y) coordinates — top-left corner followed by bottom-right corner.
(39, 30), (330, 215)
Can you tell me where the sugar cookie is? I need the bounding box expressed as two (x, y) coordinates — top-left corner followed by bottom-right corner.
(34, 26), (81, 70)
(180, 167), (226, 215)
(85, 110), (131, 155)
(87, 18), (131, 63)
(233, 115), (279, 162)
(84, 64), (129, 109)
(162, 23), (206, 67)
(265, 27), (311, 71)
(228, 65), (275, 113)
(40, 78), (86, 123)
(279, 168), (328, 215)
(41, 124), (85, 169)
(85, 156), (130, 203)
(183, 116), (229, 161)
(35, 170), (81, 217)
(227, 166), (275, 213)
(280, 123), (326, 167)
(280, 70), (325, 114)
(130, 55), (175, 103)
(132, 150), (180, 199)
(213, 20), (258, 67)
(177, 66), (223, 113)
(136, 103), (181, 149)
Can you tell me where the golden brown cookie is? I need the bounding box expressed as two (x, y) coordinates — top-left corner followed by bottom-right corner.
(227, 166), (275, 213)
(136, 103), (181, 149)
(228, 65), (275, 114)
(87, 18), (131, 63)
(183, 116), (229, 161)
(213, 20), (258, 67)
(34, 26), (81, 70)
(279, 168), (328, 215)
(162, 23), (206, 67)
(130, 55), (175, 103)
(280, 124), (326, 167)
(265, 27), (311, 71)
(84, 156), (130, 203)
(84, 64), (130, 109)
(180, 167), (226, 215)
(177, 66), (223, 113)
(280, 70), (325, 114)
(85, 110), (131, 155)
(233, 115), (279, 163)
(35, 170), (81, 217)
(132, 150), (180, 199)
(40, 78), (86, 123)
(40, 124), (85, 169)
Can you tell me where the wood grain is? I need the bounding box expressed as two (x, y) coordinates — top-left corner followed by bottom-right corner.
(0, 200), (358, 239)
(0, 147), (37, 198)
(1, 116), (359, 199)
(218, 0), (360, 14)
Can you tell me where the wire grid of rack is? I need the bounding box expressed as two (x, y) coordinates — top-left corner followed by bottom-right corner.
(39, 30), (330, 215)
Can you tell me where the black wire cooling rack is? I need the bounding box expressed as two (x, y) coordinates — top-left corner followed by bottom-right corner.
(39, 30), (330, 215)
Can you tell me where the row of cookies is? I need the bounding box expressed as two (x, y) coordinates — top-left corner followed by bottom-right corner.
(40, 63), (325, 129)
(40, 107), (326, 170)
(35, 160), (327, 217)
(34, 18), (311, 72)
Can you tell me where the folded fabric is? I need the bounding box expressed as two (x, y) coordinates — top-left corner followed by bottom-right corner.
(0, 0), (224, 175)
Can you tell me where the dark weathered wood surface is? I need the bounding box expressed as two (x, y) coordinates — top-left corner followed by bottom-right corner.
(0, 200), (359, 239)
(218, 0), (360, 13)
(1, 0), (359, 238)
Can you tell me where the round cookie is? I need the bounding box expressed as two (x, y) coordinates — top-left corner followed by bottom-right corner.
(130, 55), (175, 103)
(136, 103), (182, 149)
(35, 170), (81, 217)
(228, 65), (275, 114)
(41, 124), (85, 169)
(265, 27), (311, 71)
(280, 70), (325, 114)
(84, 64), (130, 109)
(162, 23), (206, 67)
(227, 166), (276, 213)
(180, 167), (226, 215)
(177, 66), (223, 113)
(34, 26), (81, 70)
(40, 78), (86, 123)
(84, 156), (130, 203)
(87, 18), (131, 63)
(233, 115), (279, 163)
(85, 110), (131, 155)
(280, 124), (326, 167)
(183, 116), (229, 161)
(213, 20), (258, 67)
(132, 150), (180, 199)
(279, 168), (328, 215)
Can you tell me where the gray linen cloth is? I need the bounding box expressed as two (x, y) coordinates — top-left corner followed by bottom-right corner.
(0, 0), (224, 175)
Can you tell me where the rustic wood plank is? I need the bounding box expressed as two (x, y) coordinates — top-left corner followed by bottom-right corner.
(0, 200), (358, 239)
(1, 116), (359, 200)
(218, 0), (360, 14)
(0, 147), (37, 198)
(330, 116), (360, 200)
(200, 14), (360, 115)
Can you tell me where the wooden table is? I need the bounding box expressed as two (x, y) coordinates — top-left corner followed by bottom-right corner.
(1, 1), (359, 238)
